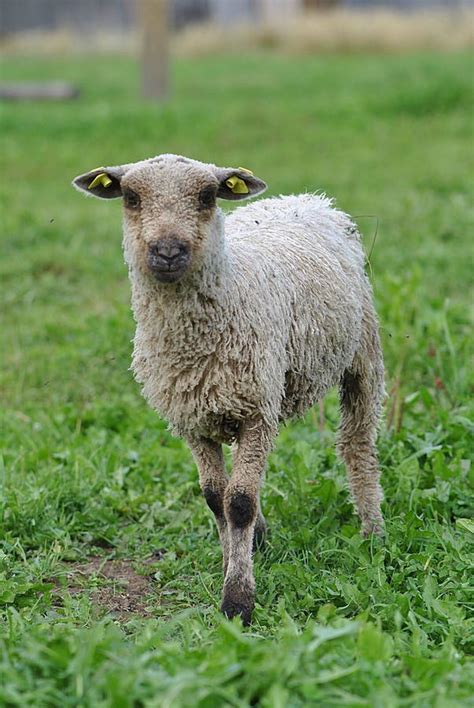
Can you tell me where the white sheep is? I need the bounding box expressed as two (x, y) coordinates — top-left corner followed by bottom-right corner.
(73, 154), (385, 624)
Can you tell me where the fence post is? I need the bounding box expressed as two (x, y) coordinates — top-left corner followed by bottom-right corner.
(137, 0), (169, 100)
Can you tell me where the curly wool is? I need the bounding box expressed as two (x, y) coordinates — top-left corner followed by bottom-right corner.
(129, 190), (373, 443)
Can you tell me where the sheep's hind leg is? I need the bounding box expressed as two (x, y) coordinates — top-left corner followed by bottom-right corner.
(337, 345), (385, 537)
(222, 419), (273, 625)
(188, 438), (229, 572)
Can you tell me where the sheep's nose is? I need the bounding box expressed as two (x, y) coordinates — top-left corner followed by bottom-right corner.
(147, 239), (190, 278)
(149, 239), (188, 264)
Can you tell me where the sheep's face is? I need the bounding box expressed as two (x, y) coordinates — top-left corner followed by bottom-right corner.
(73, 155), (267, 285)
(120, 158), (221, 284)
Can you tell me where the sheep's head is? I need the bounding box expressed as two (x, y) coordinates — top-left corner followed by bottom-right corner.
(72, 154), (267, 284)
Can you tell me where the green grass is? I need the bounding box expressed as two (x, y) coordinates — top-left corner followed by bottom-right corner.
(1, 51), (473, 706)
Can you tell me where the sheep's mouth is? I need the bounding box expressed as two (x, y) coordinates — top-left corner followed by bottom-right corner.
(145, 235), (193, 284)
(149, 262), (190, 283)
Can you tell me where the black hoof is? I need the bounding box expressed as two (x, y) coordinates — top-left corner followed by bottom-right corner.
(221, 576), (255, 626)
(221, 596), (254, 626)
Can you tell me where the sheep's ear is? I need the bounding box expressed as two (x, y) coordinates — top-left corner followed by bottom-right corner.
(72, 165), (125, 199)
(216, 167), (267, 201)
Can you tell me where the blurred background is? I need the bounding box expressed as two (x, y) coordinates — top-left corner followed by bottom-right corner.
(1, 1), (473, 61)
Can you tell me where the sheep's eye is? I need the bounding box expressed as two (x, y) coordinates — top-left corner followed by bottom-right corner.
(123, 189), (141, 210)
(199, 186), (216, 209)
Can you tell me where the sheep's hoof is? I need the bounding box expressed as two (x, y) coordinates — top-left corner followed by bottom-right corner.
(221, 579), (254, 626)
(221, 596), (254, 626)
(253, 515), (268, 552)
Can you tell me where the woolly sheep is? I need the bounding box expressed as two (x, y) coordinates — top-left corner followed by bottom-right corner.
(73, 154), (385, 625)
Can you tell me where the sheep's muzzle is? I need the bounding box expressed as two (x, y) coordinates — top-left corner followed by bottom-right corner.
(147, 239), (191, 283)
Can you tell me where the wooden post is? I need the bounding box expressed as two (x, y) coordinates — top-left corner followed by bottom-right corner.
(137, 0), (169, 101)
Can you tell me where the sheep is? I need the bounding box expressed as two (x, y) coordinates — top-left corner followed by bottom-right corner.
(73, 154), (385, 625)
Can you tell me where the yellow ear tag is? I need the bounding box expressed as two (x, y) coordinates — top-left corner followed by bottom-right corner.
(225, 175), (249, 194)
(238, 167), (254, 175)
(88, 172), (112, 190)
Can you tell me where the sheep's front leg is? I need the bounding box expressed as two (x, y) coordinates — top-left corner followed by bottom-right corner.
(221, 419), (273, 625)
(188, 437), (229, 572)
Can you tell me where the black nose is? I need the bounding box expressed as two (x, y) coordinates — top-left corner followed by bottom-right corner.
(148, 239), (189, 268)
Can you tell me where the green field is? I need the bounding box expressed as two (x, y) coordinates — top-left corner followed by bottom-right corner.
(1, 51), (473, 706)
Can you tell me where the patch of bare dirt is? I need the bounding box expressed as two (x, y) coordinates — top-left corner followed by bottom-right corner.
(58, 557), (159, 619)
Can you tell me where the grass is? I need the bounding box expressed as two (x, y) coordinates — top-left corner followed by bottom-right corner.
(0, 50), (473, 706)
